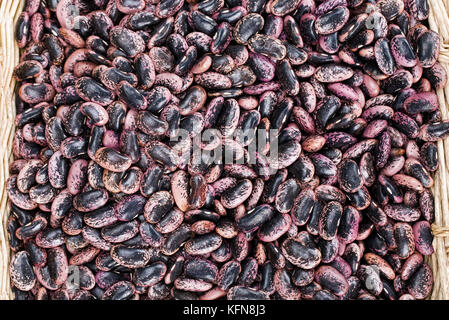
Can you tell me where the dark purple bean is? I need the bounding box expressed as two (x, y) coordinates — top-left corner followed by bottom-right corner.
(16, 12), (30, 48)
(274, 269), (301, 300)
(418, 120), (449, 142)
(109, 26), (145, 58)
(80, 226), (111, 250)
(381, 69), (413, 94)
(276, 60), (299, 96)
(289, 188), (314, 226)
(185, 233), (223, 256)
(423, 62), (447, 89)
(338, 206), (360, 244)
(374, 38), (396, 75)
(235, 204), (273, 233)
(284, 15), (303, 47)
(319, 32), (340, 54)
(404, 158), (433, 188)
(408, 264), (433, 299)
(416, 30), (439, 68)
(310, 153), (337, 178)
(318, 201), (343, 241)
(110, 245), (150, 269)
(408, 0), (429, 20)
(338, 159), (363, 193)
(394, 222), (415, 259)
(377, 0), (404, 20)
(139, 222), (164, 248)
(217, 260), (241, 290)
(364, 200), (388, 227)
(154, 207), (183, 234)
(318, 237), (338, 264)
(14, 60), (44, 82)
(215, 6), (245, 25)
(100, 68), (138, 91)
(391, 35), (417, 68)
(291, 267), (314, 287)
(75, 77), (115, 106)
(256, 212), (290, 242)
(315, 265), (349, 297)
(182, 258), (217, 283)
(232, 13), (263, 45)
(195, 72), (232, 90)
(269, 0), (301, 16)
(248, 34), (286, 61)
(35, 227), (65, 249)
(211, 22), (232, 54)
(315, 185), (345, 204)
(413, 221), (434, 256)
(115, 81), (147, 110)
(143, 191), (174, 224)
(273, 178), (299, 213)
(191, 10), (218, 36)
(73, 189), (109, 213)
(133, 262), (167, 287)
(256, 261), (275, 294)
(8, 217), (22, 252)
(102, 281), (135, 300)
(16, 215), (47, 240)
(227, 65), (257, 87)
(316, 7), (350, 35)
(156, 0), (184, 18)
(94, 147), (132, 173)
(315, 64), (354, 83)
(212, 240), (232, 263)
(19, 83), (56, 104)
(227, 286), (269, 300)
(284, 43), (308, 66)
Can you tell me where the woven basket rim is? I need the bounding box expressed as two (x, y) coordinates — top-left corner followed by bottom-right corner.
(1, 0), (449, 300)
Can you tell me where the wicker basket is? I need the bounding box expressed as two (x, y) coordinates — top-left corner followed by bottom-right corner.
(1, 0), (449, 300)
(0, 0), (24, 301)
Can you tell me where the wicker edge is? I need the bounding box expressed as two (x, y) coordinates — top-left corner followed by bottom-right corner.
(0, 0), (24, 300)
(0, 0), (449, 300)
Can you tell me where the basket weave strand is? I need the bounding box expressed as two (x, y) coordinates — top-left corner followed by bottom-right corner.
(0, 0), (449, 300)
(428, 0), (449, 300)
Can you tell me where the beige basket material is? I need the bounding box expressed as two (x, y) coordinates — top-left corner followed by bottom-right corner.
(428, 0), (449, 300)
(1, 0), (449, 300)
